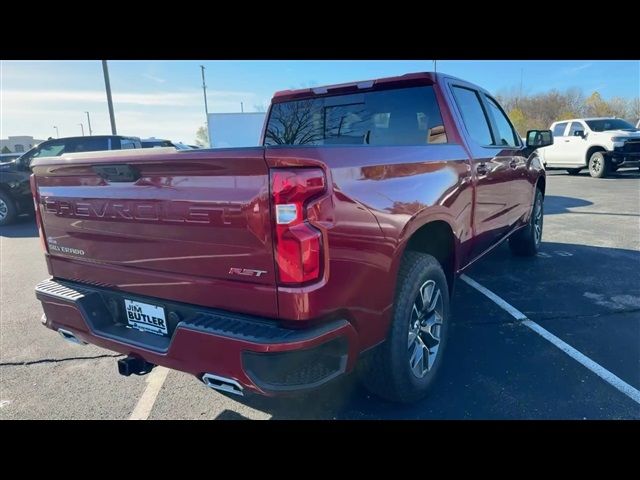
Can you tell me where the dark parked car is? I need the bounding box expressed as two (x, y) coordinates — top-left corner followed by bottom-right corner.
(0, 135), (142, 226)
(140, 138), (175, 148)
(31, 72), (552, 402)
(0, 153), (23, 163)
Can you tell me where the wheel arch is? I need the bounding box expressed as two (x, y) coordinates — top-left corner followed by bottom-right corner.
(396, 217), (458, 296)
(536, 174), (546, 197)
(585, 145), (608, 164)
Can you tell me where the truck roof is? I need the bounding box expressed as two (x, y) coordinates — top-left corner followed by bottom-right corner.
(552, 117), (622, 124)
(271, 72), (481, 103)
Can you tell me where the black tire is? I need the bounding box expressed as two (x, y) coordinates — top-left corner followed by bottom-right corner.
(358, 252), (450, 403)
(509, 188), (543, 256)
(0, 190), (17, 226)
(566, 168), (582, 175)
(588, 151), (609, 178)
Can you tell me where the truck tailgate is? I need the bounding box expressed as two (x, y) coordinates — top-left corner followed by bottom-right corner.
(31, 148), (278, 317)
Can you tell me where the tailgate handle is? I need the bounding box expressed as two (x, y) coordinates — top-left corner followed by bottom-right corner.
(93, 165), (140, 182)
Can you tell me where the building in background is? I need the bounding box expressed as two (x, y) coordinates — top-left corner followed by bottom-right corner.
(207, 112), (266, 148)
(0, 136), (46, 154)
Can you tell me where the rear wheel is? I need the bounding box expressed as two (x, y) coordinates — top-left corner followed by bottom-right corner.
(0, 191), (17, 226)
(588, 151), (609, 178)
(509, 188), (543, 256)
(566, 168), (582, 175)
(359, 252), (450, 403)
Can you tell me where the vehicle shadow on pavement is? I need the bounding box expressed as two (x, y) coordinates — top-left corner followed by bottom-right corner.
(564, 169), (640, 179)
(218, 240), (640, 419)
(0, 216), (37, 238)
(544, 196), (592, 215)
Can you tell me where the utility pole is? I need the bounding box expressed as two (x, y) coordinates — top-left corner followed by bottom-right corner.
(102, 60), (117, 135)
(240, 102), (244, 113)
(433, 60), (437, 72)
(200, 65), (209, 147)
(53, 126), (59, 138)
(78, 123), (85, 136)
(85, 111), (93, 136)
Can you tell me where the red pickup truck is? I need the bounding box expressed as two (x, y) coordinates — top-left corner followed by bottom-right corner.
(31, 72), (552, 403)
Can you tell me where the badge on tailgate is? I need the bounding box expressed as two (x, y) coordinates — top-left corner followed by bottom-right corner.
(124, 299), (168, 336)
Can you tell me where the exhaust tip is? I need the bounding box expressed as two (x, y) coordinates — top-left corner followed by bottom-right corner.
(58, 328), (87, 345)
(202, 373), (244, 396)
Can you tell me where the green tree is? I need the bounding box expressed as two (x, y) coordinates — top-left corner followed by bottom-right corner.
(1, 146), (11, 153)
(195, 126), (209, 147)
(585, 92), (612, 117)
(631, 98), (640, 123)
(508, 107), (527, 135)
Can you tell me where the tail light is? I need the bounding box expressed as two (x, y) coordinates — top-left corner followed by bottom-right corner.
(29, 174), (48, 253)
(270, 168), (326, 285)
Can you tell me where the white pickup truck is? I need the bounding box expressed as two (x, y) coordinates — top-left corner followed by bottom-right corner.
(537, 117), (640, 178)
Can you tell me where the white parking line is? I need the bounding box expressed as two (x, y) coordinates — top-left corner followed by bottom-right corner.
(460, 274), (640, 405)
(129, 366), (170, 420)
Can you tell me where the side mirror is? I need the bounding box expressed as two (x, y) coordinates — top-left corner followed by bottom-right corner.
(573, 130), (585, 138)
(526, 129), (553, 148)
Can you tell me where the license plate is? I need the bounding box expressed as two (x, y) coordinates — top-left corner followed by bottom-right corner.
(124, 299), (168, 336)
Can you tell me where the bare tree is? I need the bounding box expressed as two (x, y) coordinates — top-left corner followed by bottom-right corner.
(195, 125), (209, 147)
(264, 99), (325, 145)
(497, 86), (637, 133)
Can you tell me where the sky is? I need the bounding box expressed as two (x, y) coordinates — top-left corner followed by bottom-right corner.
(1, 60), (638, 144)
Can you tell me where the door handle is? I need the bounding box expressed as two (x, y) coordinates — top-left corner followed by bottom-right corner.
(477, 163), (488, 175)
(564, 139), (570, 142)
(509, 159), (518, 169)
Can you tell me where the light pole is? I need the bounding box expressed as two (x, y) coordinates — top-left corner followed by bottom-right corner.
(53, 126), (59, 138)
(200, 65), (209, 147)
(102, 60), (117, 135)
(85, 111), (93, 136)
(78, 123), (85, 136)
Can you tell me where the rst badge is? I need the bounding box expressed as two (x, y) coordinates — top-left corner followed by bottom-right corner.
(229, 268), (268, 278)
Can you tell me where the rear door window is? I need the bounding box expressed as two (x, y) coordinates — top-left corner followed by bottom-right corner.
(264, 86), (448, 146)
(568, 122), (584, 136)
(120, 138), (138, 149)
(63, 137), (109, 153)
(553, 123), (568, 137)
(451, 86), (493, 146)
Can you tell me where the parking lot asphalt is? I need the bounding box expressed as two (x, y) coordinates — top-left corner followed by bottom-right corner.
(1, 168), (639, 420)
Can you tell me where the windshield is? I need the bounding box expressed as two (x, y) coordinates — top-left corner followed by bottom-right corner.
(585, 119), (635, 132)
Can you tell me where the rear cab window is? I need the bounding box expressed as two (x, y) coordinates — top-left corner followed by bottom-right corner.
(264, 86), (448, 146)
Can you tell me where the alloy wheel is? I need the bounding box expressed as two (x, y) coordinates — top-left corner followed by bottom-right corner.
(0, 199), (7, 221)
(407, 279), (444, 378)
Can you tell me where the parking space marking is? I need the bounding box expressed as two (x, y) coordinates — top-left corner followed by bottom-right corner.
(460, 274), (640, 405)
(128, 367), (169, 420)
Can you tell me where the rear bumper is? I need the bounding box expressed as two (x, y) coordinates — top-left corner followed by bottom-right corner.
(35, 278), (359, 395)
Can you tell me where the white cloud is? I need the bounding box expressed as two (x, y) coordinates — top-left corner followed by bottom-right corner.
(142, 73), (166, 84)
(562, 63), (593, 75)
(2, 89), (257, 107)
